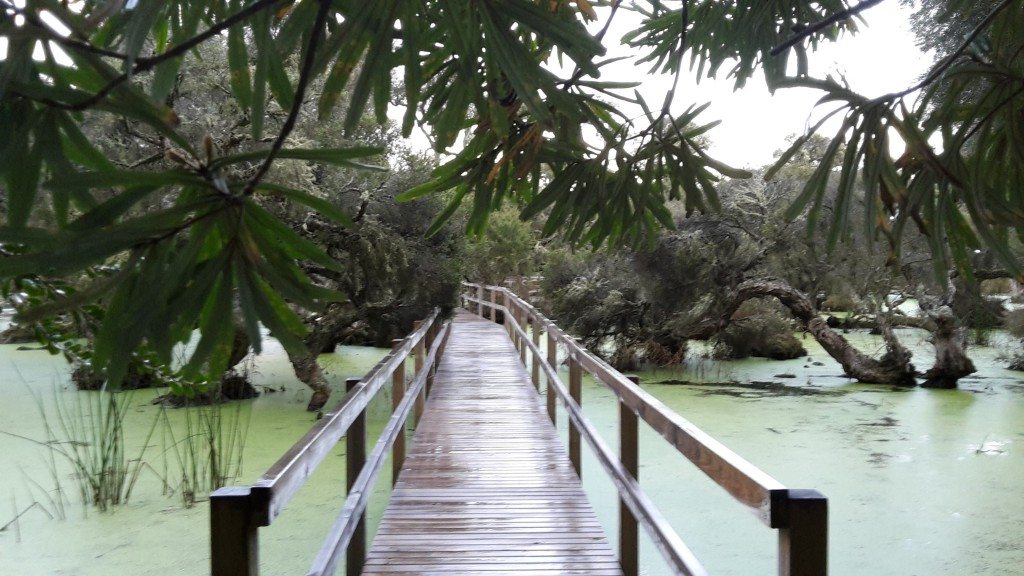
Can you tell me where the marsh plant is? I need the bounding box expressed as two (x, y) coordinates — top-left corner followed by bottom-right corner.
(35, 388), (156, 512)
(159, 400), (251, 508)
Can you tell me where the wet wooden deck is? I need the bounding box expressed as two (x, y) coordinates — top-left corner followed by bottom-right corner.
(363, 311), (622, 575)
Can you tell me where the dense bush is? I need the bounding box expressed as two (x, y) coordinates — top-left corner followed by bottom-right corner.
(714, 299), (807, 360)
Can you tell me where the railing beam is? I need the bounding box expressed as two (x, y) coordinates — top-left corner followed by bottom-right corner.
(210, 487), (258, 576)
(779, 490), (828, 576)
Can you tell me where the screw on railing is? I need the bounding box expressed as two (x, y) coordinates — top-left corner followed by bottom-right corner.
(778, 490), (828, 576)
(620, 375), (641, 576)
(390, 339), (406, 486)
(344, 377), (367, 576)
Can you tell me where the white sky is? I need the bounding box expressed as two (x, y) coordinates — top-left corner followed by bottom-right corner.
(597, 1), (934, 169)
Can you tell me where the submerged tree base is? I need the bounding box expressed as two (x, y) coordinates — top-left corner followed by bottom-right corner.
(152, 374), (259, 408)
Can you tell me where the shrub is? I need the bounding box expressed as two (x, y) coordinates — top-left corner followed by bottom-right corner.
(716, 299), (807, 360)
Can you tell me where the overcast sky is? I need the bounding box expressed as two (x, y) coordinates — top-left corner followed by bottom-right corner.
(602, 2), (934, 169)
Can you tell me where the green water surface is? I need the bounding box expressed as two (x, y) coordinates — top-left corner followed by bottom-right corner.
(1, 326), (1022, 575)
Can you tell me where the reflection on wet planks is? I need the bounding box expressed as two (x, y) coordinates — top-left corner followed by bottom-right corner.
(363, 311), (621, 575)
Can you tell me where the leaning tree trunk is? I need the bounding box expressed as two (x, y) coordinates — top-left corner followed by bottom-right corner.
(705, 279), (917, 386)
(921, 306), (976, 388)
(288, 353), (333, 412)
(289, 303), (361, 412)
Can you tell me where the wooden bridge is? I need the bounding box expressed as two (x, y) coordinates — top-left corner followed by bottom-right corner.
(210, 284), (827, 576)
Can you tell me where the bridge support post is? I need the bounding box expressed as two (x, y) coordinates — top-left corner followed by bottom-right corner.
(779, 490), (828, 576)
(413, 321), (426, 424)
(619, 375), (641, 576)
(345, 377), (367, 576)
(477, 284), (484, 316)
(210, 486), (258, 576)
(391, 339), (406, 486)
(546, 331), (557, 425)
(568, 352), (582, 478)
(488, 287), (496, 321)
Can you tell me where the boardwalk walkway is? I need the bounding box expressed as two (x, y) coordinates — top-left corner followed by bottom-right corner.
(363, 311), (622, 575)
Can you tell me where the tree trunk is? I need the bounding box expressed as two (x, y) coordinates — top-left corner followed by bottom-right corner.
(288, 303), (361, 412)
(921, 306), (976, 388)
(289, 353), (333, 412)
(699, 279), (917, 386)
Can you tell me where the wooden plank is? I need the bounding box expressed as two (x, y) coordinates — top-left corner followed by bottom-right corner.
(365, 310), (620, 575)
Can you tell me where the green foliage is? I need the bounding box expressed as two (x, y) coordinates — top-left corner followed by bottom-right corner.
(462, 207), (542, 286)
(2, 0), (1023, 384)
(775, 1), (1024, 277)
(714, 299), (807, 360)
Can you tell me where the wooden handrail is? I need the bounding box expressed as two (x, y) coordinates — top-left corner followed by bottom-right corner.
(247, 310), (439, 525)
(307, 319), (453, 576)
(462, 285), (828, 576)
(501, 304), (709, 576)
(209, 308), (451, 576)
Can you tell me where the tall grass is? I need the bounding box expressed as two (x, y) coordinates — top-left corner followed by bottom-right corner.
(159, 400), (251, 508)
(34, 387), (157, 512)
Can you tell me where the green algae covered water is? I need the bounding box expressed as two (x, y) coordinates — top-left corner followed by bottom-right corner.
(0, 334), (392, 576)
(571, 328), (1024, 576)
(1, 324), (1023, 575)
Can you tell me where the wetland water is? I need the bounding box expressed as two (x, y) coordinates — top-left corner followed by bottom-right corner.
(1, 325), (1023, 575)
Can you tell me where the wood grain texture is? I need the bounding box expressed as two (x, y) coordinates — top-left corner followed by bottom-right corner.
(364, 311), (621, 575)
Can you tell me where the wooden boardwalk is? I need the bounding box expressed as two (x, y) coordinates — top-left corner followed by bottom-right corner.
(363, 311), (622, 575)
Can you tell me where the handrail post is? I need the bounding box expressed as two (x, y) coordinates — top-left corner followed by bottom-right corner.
(568, 351), (582, 478)
(530, 314), (541, 390)
(518, 307), (527, 366)
(546, 328), (557, 425)
(425, 321), (437, 397)
(488, 287), (496, 321)
(620, 375), (641, 576)
(413, 321), (426, 424)
(779, 490), (828, 576)
(391, 339), (406, 486)
(476, 284), (484, 316)
(345, 377), (367, 576)
(210, 487), (258, 576)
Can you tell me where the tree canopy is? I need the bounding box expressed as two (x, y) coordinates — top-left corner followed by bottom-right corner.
(1, 0), (1022, 385)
